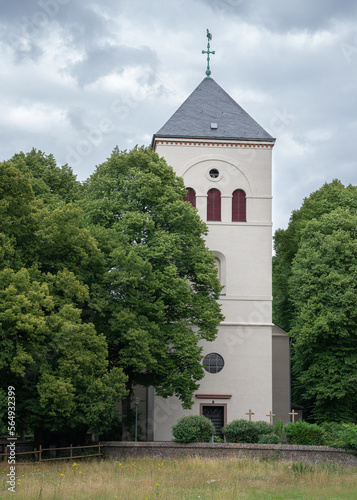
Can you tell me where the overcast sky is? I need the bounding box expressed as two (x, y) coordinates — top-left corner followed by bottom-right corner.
(1, 0), (357, 231)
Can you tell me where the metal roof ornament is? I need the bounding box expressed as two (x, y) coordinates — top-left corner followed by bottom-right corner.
(202, 29), (215, 78)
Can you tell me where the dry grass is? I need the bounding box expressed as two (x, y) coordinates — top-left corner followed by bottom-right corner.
(1, 456), (357, 499)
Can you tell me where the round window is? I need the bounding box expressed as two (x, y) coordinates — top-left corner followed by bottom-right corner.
(202, 353), (224, 373)
(209, 168), (219, 179)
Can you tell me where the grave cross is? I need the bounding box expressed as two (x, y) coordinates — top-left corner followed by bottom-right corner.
(245, 409), (255, 422)
(266, 411), (276, 425)
(202, 29), (215, 78)
(289, 409), (298, 423)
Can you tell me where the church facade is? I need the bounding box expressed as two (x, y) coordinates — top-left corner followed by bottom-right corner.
(136, 76), (290, 441)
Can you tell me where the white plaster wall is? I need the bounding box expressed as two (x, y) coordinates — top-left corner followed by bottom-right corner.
(155, 142), (272, 197)
(152, 138), (274, 442)
(153, 325), (273, 442)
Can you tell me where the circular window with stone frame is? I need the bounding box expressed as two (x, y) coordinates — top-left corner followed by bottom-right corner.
(202, 353), (224, 373)
(209, 168), (220, 179)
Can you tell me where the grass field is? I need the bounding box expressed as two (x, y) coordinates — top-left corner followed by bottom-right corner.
(1, 456), (357, 499)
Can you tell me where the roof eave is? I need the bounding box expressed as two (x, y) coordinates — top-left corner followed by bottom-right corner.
(152, 134), (276, 148)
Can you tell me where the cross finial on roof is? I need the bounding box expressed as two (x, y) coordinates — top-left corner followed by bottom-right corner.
(202, 29), (215, 78)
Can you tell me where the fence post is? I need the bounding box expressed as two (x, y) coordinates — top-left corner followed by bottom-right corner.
(39, 445), (42, 462)
(4, 445), (7, 463)
(70, 444), (72, 459)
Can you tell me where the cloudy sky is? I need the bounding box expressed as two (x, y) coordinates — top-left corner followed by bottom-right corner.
(1, 0), (357, 231)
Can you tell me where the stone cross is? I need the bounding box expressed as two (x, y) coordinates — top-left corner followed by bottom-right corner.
(289, 409), (298, 423)
(245, 409), (255, 422)
(202, 29), (215, 78)
(266, 411), (276, 425)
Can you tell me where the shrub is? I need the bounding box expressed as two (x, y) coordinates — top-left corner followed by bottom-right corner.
(337, 423), (357, 451)
(284, 421), (324, 446)
(222, 420), (275, 444)
(258, 433), (280, 444)
(222, 420), (257, 443)
(254, 421), (274, 436)
(319, 422), (357, 450)
(320, 422), (346, 447)
(274, 419), (285, 440)
(172, 415), (215, 443)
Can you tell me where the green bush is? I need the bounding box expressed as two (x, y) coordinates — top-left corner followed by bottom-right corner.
(172, 415), (215, 443)
(319, 422), (357, 450)
(258, 433), (281, 444)
(284, 421), (324, 446)
(273, 419), (285, 440)
(320, 422), (346, 447)
(337, 423), (357, 451)
(222, 420), (275, 444)
(254, 420), (274, 436)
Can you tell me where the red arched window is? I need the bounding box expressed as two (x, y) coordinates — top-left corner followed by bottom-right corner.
(183, 187), (196, 207)
(232, 189), (246, 222)
(207, 188), (221, 221)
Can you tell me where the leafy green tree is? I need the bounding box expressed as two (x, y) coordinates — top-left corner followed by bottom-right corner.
(289, 208), (357, 423)
(0, 161), (126, 444)
(9, 148), (82, 206)
(0, 267), (127, 445)
(273, 180), (357, 330)
(0, 162), (103, 282)
(0, 163), (38, 269)
(82, 146), (223, 437)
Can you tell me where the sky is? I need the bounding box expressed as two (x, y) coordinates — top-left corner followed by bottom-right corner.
(1, 0), (357, 232)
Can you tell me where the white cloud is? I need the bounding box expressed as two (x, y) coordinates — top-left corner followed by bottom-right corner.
(4, 104), (67, 133)
(0, 0), (356, 230)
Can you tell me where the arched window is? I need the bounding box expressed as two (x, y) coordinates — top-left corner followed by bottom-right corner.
(183, 187), (196, 207)
(213, 251), (226, 294)
(232, 189), (246, 222)
(214, 257), (221, 284)
(207, 188), (221, 221)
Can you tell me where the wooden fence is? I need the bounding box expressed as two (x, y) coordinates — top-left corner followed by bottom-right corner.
(1, 443), (102, 463)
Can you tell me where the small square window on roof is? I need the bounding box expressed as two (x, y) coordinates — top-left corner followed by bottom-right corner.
(211, 122), (217, 129)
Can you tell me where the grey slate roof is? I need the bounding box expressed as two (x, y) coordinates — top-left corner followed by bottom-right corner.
(153, 77), (274, 143)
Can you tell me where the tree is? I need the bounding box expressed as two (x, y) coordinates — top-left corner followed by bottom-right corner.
(9, 148), (83, 206)
(0, 161), (126, 443)
(82, 146), (223, 437)
(288, 208), (357, 423)
(0, 267), (127, 445)
(273, 180), (357, 330)
(0, 161), (103, 280)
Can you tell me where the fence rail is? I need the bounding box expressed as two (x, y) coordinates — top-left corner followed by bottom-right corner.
(1, 443), (102, 463)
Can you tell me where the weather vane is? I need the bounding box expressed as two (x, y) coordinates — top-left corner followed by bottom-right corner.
(202, 29), (215, 78)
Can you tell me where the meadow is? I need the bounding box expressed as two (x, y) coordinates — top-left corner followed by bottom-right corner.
(1, 456), (357, 499)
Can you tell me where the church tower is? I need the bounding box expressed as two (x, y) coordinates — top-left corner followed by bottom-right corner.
(148, 33), (289, 440)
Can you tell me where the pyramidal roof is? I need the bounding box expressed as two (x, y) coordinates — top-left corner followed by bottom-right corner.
(153, 77), (274, 143)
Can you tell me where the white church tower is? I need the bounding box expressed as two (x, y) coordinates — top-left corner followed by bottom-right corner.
(146, 33), (289, 440)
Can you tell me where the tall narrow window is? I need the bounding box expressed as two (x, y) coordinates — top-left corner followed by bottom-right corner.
(184, 187), (196, 207)
(232, 189), (246, 222)
(214, 257), (221, 284)
(207, 188), (221, 221)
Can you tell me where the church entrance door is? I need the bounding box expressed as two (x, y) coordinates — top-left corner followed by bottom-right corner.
(202, 406), (224, 438)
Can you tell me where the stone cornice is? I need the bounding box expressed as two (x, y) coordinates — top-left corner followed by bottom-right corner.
(154, 138), (274, 150)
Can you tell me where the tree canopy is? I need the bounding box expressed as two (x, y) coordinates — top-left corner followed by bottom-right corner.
(0, 146), (223, 441)
(82, 146), (223, 434)
(9, 148), (83, 206)
(273, 180), (357, 423)
(0, 158), (127, 443)
(289, 209), (357, 423)
(273, 179), (357, 331)
(0, 267), (127, 441)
